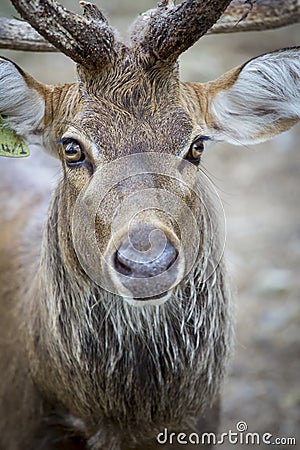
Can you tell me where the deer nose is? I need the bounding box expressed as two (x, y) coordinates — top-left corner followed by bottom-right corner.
(113, 227), (178, 279)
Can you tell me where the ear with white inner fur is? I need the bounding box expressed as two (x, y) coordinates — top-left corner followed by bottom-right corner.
(204, 47), (300, 145)
(0, 57), (45, 147)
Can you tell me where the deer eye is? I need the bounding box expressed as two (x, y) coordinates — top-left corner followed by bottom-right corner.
(60, 138), (86, 166)
(185, 136), (206, 165)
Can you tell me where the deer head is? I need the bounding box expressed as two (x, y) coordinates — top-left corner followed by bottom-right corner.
(0, 0), (299, 306)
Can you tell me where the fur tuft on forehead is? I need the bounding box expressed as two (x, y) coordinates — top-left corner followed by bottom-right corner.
(76, 50), (179, 103)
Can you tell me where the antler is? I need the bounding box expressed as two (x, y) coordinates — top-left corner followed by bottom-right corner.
(0, 1), (299, 61)
(4, 1), (116, 67)
(209, 0), (300, 34)
(139, 0), (233, 61)
(136, 0), (300, 61)
(0, 18), (57, 52)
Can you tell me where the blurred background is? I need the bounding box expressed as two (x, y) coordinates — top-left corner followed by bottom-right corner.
(0, 1), (299, 448)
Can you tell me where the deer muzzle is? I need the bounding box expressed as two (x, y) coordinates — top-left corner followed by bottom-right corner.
(108, 224), (182, 303)
(71, 152), (209, 306)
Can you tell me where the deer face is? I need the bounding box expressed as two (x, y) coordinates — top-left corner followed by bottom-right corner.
(0, 1), (299, 306)
(51, 55), (212, 305)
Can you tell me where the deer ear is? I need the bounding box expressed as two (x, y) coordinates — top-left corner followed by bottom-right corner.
(204, 47), (300, 145)
(0, 57), (46, 143)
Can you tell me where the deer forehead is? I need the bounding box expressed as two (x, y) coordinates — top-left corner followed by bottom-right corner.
(74, 107), (194, 162)
(63, 63), (196, 162)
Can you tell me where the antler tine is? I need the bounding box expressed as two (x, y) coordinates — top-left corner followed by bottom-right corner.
(0, 18), (57, 52)
(80, 1), (109, 23)
(208, 0), (300, 34)
(9, 0), (115, 67)
(139, 0), (232, 62)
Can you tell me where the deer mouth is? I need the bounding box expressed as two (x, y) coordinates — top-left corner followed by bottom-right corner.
(123, 290), (172, 307)
(134, 291), (169, 301)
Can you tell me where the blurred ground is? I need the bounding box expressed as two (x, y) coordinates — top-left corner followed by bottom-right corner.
(0, 1), (299, 449)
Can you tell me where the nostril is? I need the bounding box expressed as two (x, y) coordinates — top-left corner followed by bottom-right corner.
(113, 238), (178, 278)
(114, 252), (133, 277)
(162, 241), (178, 271)
(165, 245), (178, 271)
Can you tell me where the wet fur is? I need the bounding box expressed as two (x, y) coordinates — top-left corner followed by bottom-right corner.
(0, 171), (231, 449)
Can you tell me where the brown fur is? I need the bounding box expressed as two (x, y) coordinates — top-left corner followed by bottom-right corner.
(0, 48), (232, 450)
(0, 3), (299, 450)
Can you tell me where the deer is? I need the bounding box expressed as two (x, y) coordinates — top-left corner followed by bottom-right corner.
(0, 0), (299, 449)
